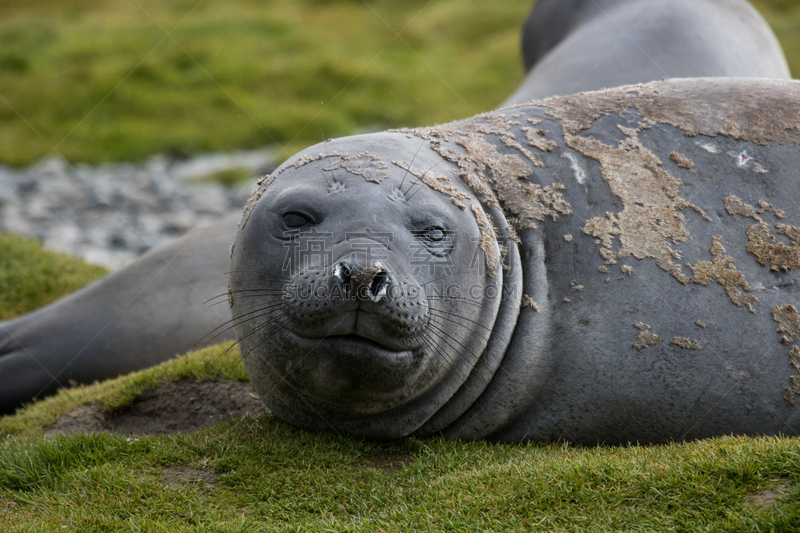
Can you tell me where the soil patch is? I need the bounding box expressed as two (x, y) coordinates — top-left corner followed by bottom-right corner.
(747, 483), (791, 512)
(359, 452), (414, 474)
(158, 466), (223, 488)
(46, 380), (268, 437)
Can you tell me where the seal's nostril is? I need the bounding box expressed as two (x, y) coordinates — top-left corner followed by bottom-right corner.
(348, 262), (389, 302)
(369, 271), (388, 298)
(333, 262), (353, 287)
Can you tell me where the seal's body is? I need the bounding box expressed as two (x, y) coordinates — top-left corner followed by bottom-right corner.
(231, 78), (800, 444)
(1, 0), (795, 443)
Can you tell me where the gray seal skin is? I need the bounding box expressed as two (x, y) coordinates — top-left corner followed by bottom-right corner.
(0, 0), (792, 417)
(232, 78), (800, 444)
(503, 0), (791, 105)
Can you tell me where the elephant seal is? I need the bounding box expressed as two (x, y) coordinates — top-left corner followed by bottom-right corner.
(0, 0), (792, 426)
(231, 77), (800, 443)
(505, 0), (790, 105)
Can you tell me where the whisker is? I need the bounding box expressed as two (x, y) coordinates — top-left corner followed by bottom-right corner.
(428, 307), (493, 332)
(233, 311), (291, 352)
(208, 293), (284, 308)
(204, 288), (286, 306)
(405, 160), (443, 201)
(194, 301), (285, 349)
(426, 316), (487, 364)
(317, 134), (332, 188)
(427, 295), (486, 308)
(417, 328), (471, 385)
(399, 140), (426, 194)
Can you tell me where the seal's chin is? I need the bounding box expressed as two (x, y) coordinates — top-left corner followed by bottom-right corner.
(276, 328), (428, 411)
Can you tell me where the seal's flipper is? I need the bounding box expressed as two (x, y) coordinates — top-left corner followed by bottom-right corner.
(0, 215), (240, 414)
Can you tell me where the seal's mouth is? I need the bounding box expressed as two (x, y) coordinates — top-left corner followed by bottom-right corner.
(281, 329), (419, 360)
(326, 334), (396, 351)
(268, 327), (428, 413)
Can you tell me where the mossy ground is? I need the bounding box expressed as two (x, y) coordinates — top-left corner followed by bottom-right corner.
(3, 0), (800, 530)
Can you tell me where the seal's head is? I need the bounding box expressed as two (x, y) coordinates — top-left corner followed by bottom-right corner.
(229, 132), (521, 438)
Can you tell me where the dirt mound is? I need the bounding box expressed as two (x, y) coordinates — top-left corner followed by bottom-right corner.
(46, 380), (268, 437)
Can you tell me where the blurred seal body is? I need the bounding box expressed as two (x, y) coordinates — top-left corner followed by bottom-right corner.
(505, 0), (790, 105)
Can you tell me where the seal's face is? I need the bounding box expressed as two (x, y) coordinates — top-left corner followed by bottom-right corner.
(229, 134), (507, 437)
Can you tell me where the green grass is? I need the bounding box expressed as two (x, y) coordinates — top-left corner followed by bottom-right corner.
(752, 0), (800, 76)
(0, 0), (531, 167)
(0, 342), (247, 439)
(0, 0), (796, 168)
(0, 233), (107, 321)
(2, 366), (800, 531)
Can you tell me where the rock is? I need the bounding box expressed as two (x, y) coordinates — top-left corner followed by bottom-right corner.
(0, 147), (278, 269)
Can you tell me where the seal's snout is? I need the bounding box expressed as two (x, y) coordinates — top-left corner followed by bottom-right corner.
(334, 260), (390, 302)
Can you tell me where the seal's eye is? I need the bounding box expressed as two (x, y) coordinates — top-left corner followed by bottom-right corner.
(415, 226), (449, 244)
(426, 227), (445, 242)
(282, 212), (312, 229)
(413, 226), (453, 256)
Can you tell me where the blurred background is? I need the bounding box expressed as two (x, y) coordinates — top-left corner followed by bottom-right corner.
(0, 0), (796, 270)
(0, 0), (795, 166)
(0, 0), (542, 167)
